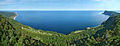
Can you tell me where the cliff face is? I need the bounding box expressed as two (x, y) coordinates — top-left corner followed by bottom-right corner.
(0, 11), (120, 46)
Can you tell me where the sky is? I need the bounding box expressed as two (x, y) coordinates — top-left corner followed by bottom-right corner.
(0, 0), (120, 10)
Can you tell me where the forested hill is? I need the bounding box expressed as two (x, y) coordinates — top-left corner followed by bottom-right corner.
(0, 11), (17, 19)
(103, 11), (120, 16)
(0, 11), (120, 46)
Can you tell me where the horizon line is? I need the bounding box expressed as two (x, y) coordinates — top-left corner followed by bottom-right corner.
(0, 9), (120, 11)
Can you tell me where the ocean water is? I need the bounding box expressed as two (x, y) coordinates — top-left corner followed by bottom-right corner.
(16, 11), (109, 34)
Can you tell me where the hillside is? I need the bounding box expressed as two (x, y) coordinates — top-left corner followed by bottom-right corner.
(0, 11), (17, 19)
(103, 11), (120, 16)
(0, 11), (120, 46)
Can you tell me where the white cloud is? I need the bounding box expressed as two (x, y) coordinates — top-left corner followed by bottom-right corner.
(95, 0), (102, 1)
(93, 0), (113, 2)
(94, 0), (119, 10)
(0, 0), (13, 4)
(0, 0), (21, 5)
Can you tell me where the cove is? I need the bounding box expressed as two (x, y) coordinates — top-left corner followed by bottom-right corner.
(15, 11), (109, 34)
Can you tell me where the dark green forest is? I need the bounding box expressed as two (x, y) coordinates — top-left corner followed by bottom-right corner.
(0, 11), (120, 46)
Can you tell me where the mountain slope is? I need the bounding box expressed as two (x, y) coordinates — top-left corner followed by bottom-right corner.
(72, 11), (120, 46)
(0, 11), (17, 19)
(0, 11), (120, 46)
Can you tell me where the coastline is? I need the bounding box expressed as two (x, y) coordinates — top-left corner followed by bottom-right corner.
(98, 11), (104, 14)
(13, 12), (18, 20)
(14, 16), (17, 20)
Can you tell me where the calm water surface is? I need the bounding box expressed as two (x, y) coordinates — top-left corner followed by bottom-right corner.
(16, 11), (109, 34)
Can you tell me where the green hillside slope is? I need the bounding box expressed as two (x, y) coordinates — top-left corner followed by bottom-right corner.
(0, 11), (120, 46)
(0, 11), (17, 19)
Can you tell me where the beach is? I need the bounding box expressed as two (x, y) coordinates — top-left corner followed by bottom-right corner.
(13, 12), (18, 20)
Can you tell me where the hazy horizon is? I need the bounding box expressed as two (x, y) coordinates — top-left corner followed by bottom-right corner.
(0, 9), (120, 11)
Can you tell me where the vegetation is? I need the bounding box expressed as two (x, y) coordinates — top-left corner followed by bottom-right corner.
(0, 11), (17, 19)
(0, 11), (120, 46)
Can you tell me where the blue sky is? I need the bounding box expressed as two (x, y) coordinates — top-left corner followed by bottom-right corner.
(0, 0), (120, 10)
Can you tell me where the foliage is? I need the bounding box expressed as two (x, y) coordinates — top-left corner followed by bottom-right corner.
(0, 11), (120, 46)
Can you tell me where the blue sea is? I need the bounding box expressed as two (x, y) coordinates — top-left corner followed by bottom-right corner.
(15, 11), (109, 34)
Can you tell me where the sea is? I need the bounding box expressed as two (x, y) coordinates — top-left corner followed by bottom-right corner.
(15, 11), (109, 34)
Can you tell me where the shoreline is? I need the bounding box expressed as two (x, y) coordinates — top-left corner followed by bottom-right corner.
(14, 16), (17, 20)
(11, 11), (110, 34)
(13, 12), (18, 20)
(98, 11), (104, 14)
